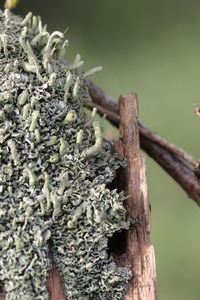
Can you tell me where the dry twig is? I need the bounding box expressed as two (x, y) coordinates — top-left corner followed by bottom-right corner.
(85, 79), (200, 206)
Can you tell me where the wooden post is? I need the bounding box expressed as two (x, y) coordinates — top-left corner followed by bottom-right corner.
(115, 93), (157, 300)
(47, 267), (66, 300)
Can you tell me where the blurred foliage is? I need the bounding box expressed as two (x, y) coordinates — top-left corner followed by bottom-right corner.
(1, 1), (200, 299)
(4, 0), (21, 10)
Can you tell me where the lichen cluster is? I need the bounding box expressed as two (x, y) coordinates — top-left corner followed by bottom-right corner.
(0, 9), (131, 300)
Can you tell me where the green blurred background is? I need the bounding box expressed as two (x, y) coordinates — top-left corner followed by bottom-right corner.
(2, 1), (200, 299)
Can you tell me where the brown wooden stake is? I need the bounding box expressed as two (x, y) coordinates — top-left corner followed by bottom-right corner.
(47, 267), (66, 300)
(115, 93), (157, 300)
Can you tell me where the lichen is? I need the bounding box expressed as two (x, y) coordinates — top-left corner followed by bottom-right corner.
(0, 9), (131, 300)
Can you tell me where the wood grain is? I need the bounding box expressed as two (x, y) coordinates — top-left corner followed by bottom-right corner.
(47, 267), (66, 300)
(115, 93), (157, 300)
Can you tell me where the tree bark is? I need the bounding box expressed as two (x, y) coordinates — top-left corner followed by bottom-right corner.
(115, 94), (157, 300)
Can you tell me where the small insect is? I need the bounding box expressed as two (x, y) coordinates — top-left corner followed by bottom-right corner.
(193, 104), (200, 116)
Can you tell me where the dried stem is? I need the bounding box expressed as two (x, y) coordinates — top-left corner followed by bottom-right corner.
(140, 136), (200, 206)
(138, 124), (198, 167)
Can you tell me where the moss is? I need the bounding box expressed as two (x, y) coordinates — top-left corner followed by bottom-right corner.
(0, 9), (131, 300)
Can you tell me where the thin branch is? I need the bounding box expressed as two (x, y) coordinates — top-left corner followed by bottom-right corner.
(86, 102), (119, 127)
(85, 82), (200, 206)
(141, 136), (200, 206)
(85, 78), (119, 115)
(85, 78), (198, 167)
(138, 124), (198, 167)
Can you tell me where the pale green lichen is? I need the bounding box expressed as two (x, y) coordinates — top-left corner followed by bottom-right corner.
(0, 9), (131, 300)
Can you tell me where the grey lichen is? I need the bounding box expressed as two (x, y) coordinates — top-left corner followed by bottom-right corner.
(0, 9), (131, 300)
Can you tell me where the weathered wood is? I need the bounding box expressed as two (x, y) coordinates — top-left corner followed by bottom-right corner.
(47, 267), (66, 300)
(115, 93), (157, 300)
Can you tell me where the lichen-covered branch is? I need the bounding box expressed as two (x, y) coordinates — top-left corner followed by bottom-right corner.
(0, 9), (132, 300)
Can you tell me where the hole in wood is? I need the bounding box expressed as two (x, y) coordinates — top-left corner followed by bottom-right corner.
(107, 229), (127, 256)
